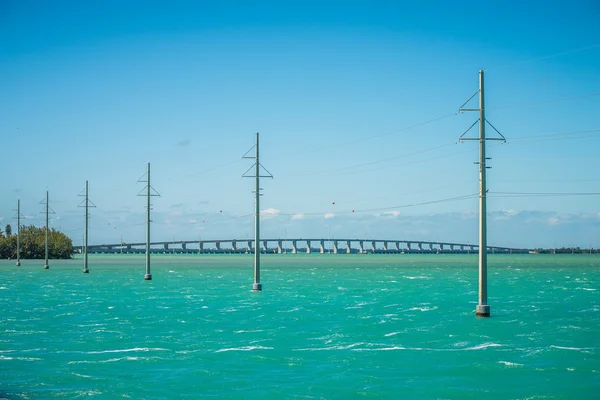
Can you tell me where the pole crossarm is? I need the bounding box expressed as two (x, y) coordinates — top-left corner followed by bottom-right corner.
(137, 171), (161, 197)
(241, 164), (274, 179)
(458, 120), (479, 141)
(12, 208), (25, 220)
(459, 90), (480, 111)
(241, 145), (256, 159)
(77, 189), (97, 208)
(39, 199), (56, 215)
(486, 119), (506, 141)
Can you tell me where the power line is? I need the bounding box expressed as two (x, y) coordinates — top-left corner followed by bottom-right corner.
(277, 193), (479, 217)
(486, 44), (600, 71)
(487, 92), (600, 111)
(293, 144), (476, 178)
(324, 180), (478, 205)
(509, 129), (600, 144)
(495, 178), (600, 183)
(185, 159), (242, 177)
(489, 191), (600, 198)
(289, 112), (458, 156)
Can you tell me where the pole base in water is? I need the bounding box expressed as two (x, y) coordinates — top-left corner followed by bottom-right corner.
(83, 268), (89, 274)
(252, 282), (262, 291)
(144, 274), (152, 280)
(44, 264), (49, 269)
(16, 261), (20, 266)
(476, 304), (491, 317)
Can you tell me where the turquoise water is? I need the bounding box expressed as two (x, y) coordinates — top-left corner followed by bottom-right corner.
(1, 254), (598, 399)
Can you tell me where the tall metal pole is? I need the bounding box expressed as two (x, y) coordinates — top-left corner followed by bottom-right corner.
(16, 199), (21, 266)
(44, 191), (49, 269)
(145, 162), (152, 280)
(83, 181), (89, 273)
(476, 70), (490, 317)
(253, 132), (262, 291)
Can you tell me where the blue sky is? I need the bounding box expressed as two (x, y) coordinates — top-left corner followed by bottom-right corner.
(1, 0), (599, 248)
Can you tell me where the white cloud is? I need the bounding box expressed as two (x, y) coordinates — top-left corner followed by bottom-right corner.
(460, 210), (478, 219)
(504, 209), (520, 216)
(547, 217), (560, 225)
(381, 210), (401, 218)
(188, 219), (197, 224)
(324, 213), (335, 219)
(261, 208), (280, 216)
(291, 213), (305, 220)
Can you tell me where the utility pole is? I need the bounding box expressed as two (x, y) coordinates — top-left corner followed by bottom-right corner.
(458, 70), (505, 318)
(45, 191), (49, 269)
(78, 181), (96, 273)
(39, 191), (54, 269)
(13, 200), (23, 266)
(138, 163), (160, 280)
(242, 132), (273, 291)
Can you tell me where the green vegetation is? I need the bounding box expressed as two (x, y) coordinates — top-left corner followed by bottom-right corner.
(0, 225), (73, 259)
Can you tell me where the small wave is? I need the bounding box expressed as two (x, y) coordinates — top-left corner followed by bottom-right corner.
(498, 361), (523, 367)
(580, 288), (596, 291)
(74, 390), (103, 396)
(71, 372), (95, 379)
(86, 347), (168, 355)
(277, 307), (301, 313)
(0, 286), (7, 290)
(409, 306), (438, 312)
(168, 270), (176, 273)
(462, 343), (503, 351)
(68, 356), (160, 364)
(384, 331), (402, 337)
(353, 346), (410, 352)
(549, 345), (592, 353)
(295, 343), (364, 351)
(215, 346), (273, 353)
(175, 349), (204, 354)
(234, 329), (264, 334)
(345, 301), (374, 310)
(91, 329), (123, 334)
(403, 276), (431, 280)
(0, 355), (42, 361)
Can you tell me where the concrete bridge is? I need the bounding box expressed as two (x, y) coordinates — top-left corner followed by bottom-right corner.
(74, 239), (530, 255)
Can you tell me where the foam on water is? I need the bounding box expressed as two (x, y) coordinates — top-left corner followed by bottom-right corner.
(214, 345), (274, 352)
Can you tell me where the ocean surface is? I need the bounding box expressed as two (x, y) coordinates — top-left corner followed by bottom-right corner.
(0, 254), (598, 399)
